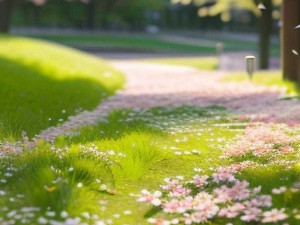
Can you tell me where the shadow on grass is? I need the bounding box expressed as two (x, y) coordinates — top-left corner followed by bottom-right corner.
(0, 57), (115, 140)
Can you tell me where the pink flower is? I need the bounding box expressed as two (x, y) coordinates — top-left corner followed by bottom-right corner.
(188, 211), (208, 223)
(241, 207), (262, 222)
(212, 170), (235, 183)
(163, 200), (182, 213)
(192, 175), (209, 188)
(214, 185), (232, 203)
(192, 193), (219, 218)
(230, 181), (250, 201)
(261, 208), (288, 223)
(161, 179), (190, 198)
(138, 190), (162, 206)
(218, 203), (245, 219)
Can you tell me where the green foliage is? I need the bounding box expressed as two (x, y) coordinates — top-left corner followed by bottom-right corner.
(14, 0), (164, 29)
(193, 0), (282, 16)
(0, 35), (124, 140)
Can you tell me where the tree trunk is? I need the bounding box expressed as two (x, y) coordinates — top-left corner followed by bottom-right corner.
(258, 0), (273, 69)
(0, 0), (18, 33)
(282, 0), (300, 83)
(86, 0), (96, 29)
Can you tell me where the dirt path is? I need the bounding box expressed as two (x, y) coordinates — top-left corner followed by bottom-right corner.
(36, 61), (300, 142)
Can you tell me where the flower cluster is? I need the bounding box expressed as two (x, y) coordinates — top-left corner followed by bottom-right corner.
(138, 169), (289, 225)
(223, 123), (297, 157)
(0, 141), (23, 157)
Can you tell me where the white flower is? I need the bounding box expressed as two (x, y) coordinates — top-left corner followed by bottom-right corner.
(77, 183), (83, 188)
(46, 211), (56, 217)
(95, 221), (106, 225)
(38, 217), (48, 224)
(113, 214), (120, 218)
(151, 198), (161, 206)
(64, 217), (81, 225)
(147, 218), (157, 223)
(107, 150), (116, 155)
(123, 210), (132, 215)
(81, 212), (90, 219)
(60, 211), (68, 218)
(100, 184), (107, 190)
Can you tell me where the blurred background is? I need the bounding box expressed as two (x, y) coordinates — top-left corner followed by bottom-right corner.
(0, 0), (294, 73)
(9, 0), (279, 33)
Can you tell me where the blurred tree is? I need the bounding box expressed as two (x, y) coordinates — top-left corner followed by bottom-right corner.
(0, 0), (19, 32)
(113, 0), (162, 29)
(281, 0), (300, 84)
(0, 0), (46, 33)
(2, 0), (163, 32)
(189, 0), (282, 69)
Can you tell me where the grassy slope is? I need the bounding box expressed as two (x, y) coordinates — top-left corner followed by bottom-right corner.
(0, 35), (125, 140)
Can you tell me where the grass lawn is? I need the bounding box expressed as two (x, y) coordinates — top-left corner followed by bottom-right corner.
(221, 70), (300, 95)
(1, 35), (299, 225)
(145, 56), (219, 71)
(31, 34), (216, 54)
(31, 33), (281, 57)
(0, 35), (125, 140)
(1, 105), (300, 224)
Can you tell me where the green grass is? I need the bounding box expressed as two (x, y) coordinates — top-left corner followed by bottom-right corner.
(31, 33), (281, 57)
(181, 32), (281, 57)
(31, 34), (216, 54)
(0, 144), (115, 224)
(145, 56), (219, 70)
(221, 70), (300, 95)
(0, 35), (125, 140)
(0, 106), (241, 224)
(1, 105), (300, 224)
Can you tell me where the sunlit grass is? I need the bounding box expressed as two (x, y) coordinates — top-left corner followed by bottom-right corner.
(0, 144), (115, 224)
(221, 70), (300, 95)
(145, 56), (218, 70)
(1, 105), (300, 224)
(50, 106), (240, 224)
(0, 35), (125, 140)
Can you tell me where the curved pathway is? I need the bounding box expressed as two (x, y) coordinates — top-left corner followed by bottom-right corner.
(36, 61), (300, 142)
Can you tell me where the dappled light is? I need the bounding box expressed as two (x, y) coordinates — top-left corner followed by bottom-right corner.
(0, 36), (124, 140)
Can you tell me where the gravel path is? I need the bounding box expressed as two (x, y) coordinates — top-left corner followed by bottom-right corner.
(36, 61), (300, 142)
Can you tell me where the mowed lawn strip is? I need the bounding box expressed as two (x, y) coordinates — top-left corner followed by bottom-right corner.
(31, 34), (216, 54)
(0, 35), (125, 140)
